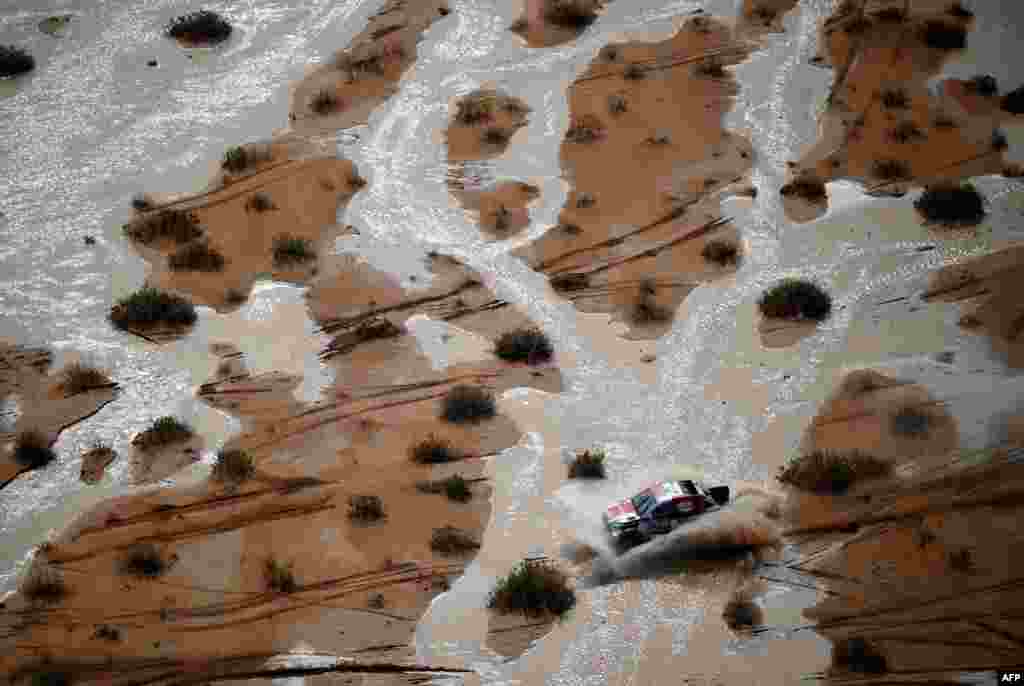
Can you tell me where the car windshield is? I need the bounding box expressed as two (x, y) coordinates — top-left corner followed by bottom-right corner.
(631, 491), (658, 516)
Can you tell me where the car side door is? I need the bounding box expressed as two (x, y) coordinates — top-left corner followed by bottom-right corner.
(651, 500), (679, 532)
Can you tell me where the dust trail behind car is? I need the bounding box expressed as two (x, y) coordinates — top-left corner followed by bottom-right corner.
(570, 488), (784, 588)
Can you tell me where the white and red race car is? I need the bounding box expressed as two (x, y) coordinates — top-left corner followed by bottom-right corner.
(603, 479), (730, 546)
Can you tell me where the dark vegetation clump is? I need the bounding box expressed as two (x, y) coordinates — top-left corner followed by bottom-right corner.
(831, 637), (888, 674)
(566, 116), (605, 143)
(58, 363), (112, 396)
(722, 596), (762, 630)
(454, 90), (496, 124)
(544, 0), (600, 29)
(311, 88), (339, 115)
(891, 406), (932, 438)
(410, 434), (459, 464)
(168, 240), (225, 272)
(947, 2), (973, 19)
(212, 449), (255, 486)
(124, 209), (203, 245)
(568, 448), (606, 479)
(348, 494), (386, 522)
(913, 183), (986, 227)
(482, 128), (511, 146)
(30, 673), (71, 686)
(110, 287), (198, 331)
(947, 547), (974, 573)
(871, 158), (910, 181)
(440, 384), (497, 424)
(132, 416), (193, 451)
(21, 565), (67, 604)
(701, 239), (741, 267)
(0, 45), (35, 78)
(488, 561), (576, 618)
(889, 121), (925, 144)
(623, 63), (645, 80)
(1000, 85), (1024, 114)
(777, 450), (892, 495)
(550, 272), (590, 292)
(222, 146), (248, 173)
(430, 526), (481, 555)
(779, 178), (827, 202)
(418, 474), (473, 502)
(757, 279), (832, 322)
(272, 234), (316, 267)
(920, 20), (967, 50)
(132, 193), (154, 211)
(695, 60), (726, 78)
(966, 74), (998, 96)
(13, 430), (56, 470)
(93, 624), (122, 641)
(629, 293), (673, 326)
(493, 327), (554, 364)
(165, 10), (233, 45)
(879, 88), (909, 109)
(246, 192), (276, 213)
(119, 544), (167, 578)
(265, 558), (297, 593)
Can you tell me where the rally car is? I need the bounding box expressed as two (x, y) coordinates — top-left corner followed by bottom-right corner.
(603, 479), (730, 547)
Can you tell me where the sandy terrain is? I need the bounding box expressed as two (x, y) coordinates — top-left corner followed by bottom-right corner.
(923, 243), (1024, 368)
(1, 342), (119, 490)
(508, 12), (755, 339)
(783, 0), (1008, 222)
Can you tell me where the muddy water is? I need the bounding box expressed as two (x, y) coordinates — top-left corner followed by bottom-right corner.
(2, 0), (1024, 683)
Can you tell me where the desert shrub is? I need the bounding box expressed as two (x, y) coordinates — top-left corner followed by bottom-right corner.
(492, 205), (511, 232)
(212, 449), (255, 486)
(132, 416), (193, 451)
(430, 526), (481, 555)
(168, 240), (225, 272)
(599, 45), (619, 61)
(568, 448), (606, 479)
(629, 296), (673, 326)
(58, 363), (112, 396)
(443, 474), (472, 502)
(891, 406), (932, 438)
(913, 183), (986, 227)
(722, 596), (762, 630)
(265, 558), (297, 593)
(695, 60), (726, 78)
(493, 327), (554, 364)
(701, 239), (740, 266)
(550, 272), (590, 292)
(93, 624), (122, 641)
(544, 0), (600, 28)
(967, 74), (998, 96)
(440, 385), (497, 424)
(165, 10), (233, 45)
(410, 435), (459, 465)
(871, 158), (910, 181)
(779, 178), (827, 202)
(1001, 85), (1024, 114)
(21, 565), (66, 604)
(119, 544), (167, 578)
(777, 450), (891, 494)
(131, 193), (154, 211)
(920, 20), (967, 50)
(246, 192), (275, 213)
(488, 561), (576, 618)
(831, 637), (888, 674)
(30, 673), (71, 686)
(481, 128), (511, 146)
(12, 430), (56, 470)
(311, 88), (339, 115)
(368, 592), (385, 608)
(124, 209), (203, 245)
(272, 234), (316, 267)
(889, 121), (924, 144)
(0, 45), (35, 78)
(348, 494), (386, 522)
(455, 91), (497, 125)
(222, 146), (248, 173)
(575, 192), (595, 209)
(110, 287), (197, 331)
(758, 279), (832, 322)
(879, 88), (909, 109)
(686, 15), (713, 33)
(947, 547), (974, 573)
(623, 63), (645, 80)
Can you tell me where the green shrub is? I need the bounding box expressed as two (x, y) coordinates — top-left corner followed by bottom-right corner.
(132, 416), (193, 451)
(488, 561), (576, 618)
(430, 526), (481, 555)
(568, 448), (606, 479)
(455, 91), (498, 125)
(58, 362), (112, 396)
(212, 449), (255, 486)
(222, 146), (248, 173)
(777, 450), (891, 494)
(348, 494), (386, 522)
(265, 557), (297, 593)
(410, 434), (460, 463)
(493, 327), (554, 364)
(417, 474), (473, 502)
(913, 183), (986, 227)
(440, 385), (497, 424)
(758, 278), (832, 322)
(0, 45), (35, 78)
(701, 239), (740, 267)
(119, 544), (167, 578)
(544, 0), (600, 28)
(272, 234), (316, 267)
(12, 430), (56, 470)
(722, 596), (762, 630)
(168, 240), (225, 272)
(165, 10), (233, 44)
(124, 208), (203, 245)
(111, 288), (197, 331)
